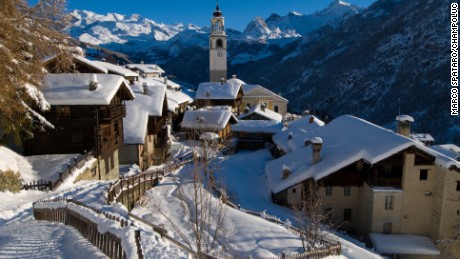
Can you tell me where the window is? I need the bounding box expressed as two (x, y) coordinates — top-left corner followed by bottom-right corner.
(419, 169), (428, 180)
(344, 208), (352, 221)
(325, 186), (332, 196)
(292, 188), (296, 194)
(383, 222), (392, 234)
(385, 195), (394, 210)
(214, 20), (223, 32)
(57, 106), (71, 118)
(344, 186), (351, 196)
(457, 181), (460, 191)
(274, 105), (279, 113)
(216, 39), (223, 49)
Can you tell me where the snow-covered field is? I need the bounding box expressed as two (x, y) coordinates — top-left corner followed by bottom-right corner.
(0, 144), (383, 258)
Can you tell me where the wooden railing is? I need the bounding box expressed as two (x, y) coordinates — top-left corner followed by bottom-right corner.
(21, 151), (94, 191)
(107, 156), (340, 258)
(107, 159), (190, 210)
(33, 198), (143, 259)
(129, 213), (216, 259)
(260, 245), (342, 259)
(213, 185), (342, 258)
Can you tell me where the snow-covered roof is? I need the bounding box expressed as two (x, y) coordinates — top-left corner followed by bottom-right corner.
(126, 64), (165, 74)
(195, 80), (243, 100)
(410, 133), (435, 143)
(43, 54), (108, 74)
(181, 106), (237, 130)
(242, 84), (288, 103)
(370, 233), (440, 255)
(43, 73), (134, 105)
(123, 80), (166, 144)
(238, 105), (283, 122)
(272, 115), (325, 153)
(431, 144), (460, 161)
(131, 79), (166, 116)
(227, 76), (246, 85)
(266, 115), (460, 193)
(73, 55), (108, 74)
(123, 102), (149, 144)
(166, 89), (193, 112)
(92, 61), (139, 77)
(395, 114), (414, 122)
(227, 77), (288, 103)
(231, 120), (283, 134)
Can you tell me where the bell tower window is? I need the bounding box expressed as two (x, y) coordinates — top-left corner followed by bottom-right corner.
(214, 20), (223, 32)
(216, 39), (223, 49)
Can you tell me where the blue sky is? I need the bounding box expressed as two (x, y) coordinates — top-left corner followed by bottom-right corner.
(51, 0), (375, 31)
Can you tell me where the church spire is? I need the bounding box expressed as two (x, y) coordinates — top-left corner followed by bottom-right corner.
(213, 4), (222, 17)
(209, 3), (227, 82)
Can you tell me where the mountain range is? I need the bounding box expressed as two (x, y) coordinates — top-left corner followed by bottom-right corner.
(66, 0), (459, 145)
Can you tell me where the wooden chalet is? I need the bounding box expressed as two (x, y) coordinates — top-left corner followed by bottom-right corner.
(92, 60), (140, 85)
(125, 63), (165, 78)
(194, 80), (244, 113)
(43, 54), (109, 74)
(119, 79), (169, 169)
(231, 120), (283, 150)
(181, 106), (238, 140)
(23, 73), (135, 179)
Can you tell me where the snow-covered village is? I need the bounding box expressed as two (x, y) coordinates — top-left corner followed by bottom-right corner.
(0, 0), (459, 258)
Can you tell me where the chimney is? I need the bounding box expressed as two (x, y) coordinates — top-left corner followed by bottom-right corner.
(282, 165), (291, 179)
(232, 74), (237, 79)
(244, 106), (250, 114)
(288, 132), (293, 140)
(395, 115), (414, 137)
(88, 74), (98, 90)
(310, 137), (323, 165)
(142, 82), (148, 95)
(260, 104), (266, 112)
(220, 78), (225, 85)
(164, 76), (168, 84)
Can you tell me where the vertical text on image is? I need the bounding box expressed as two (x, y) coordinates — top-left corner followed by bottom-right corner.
(451, 3), (458, 115)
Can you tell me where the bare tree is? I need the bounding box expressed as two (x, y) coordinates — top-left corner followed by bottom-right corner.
(154, 122), (227, 256)
(293, 180), (331, 251)
(0, 0), (72, 142)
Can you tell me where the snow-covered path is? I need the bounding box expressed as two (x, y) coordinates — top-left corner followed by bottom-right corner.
(0, 217), (107, 259)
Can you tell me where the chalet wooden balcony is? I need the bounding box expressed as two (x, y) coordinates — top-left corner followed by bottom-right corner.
(100, 105), (126, 120)
(148, 116), (165, 135)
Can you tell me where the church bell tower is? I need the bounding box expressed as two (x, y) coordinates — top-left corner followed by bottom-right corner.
(209, 4), (227, 82)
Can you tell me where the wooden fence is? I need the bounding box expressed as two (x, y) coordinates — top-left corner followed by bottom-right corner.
(261, 244), (342, 259)
(107, 159), (190, 210)
(33, 198), (143, 259)
(22, 151), (94, 191)
(213, 186), (342, 259)
(128, 212), (216, 259)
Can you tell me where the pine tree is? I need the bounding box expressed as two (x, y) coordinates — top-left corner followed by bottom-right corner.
(0, 0), (72, 143)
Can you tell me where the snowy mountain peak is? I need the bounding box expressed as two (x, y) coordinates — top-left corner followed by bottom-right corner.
(318, 0), (361, 17)
(288, 11), (303, 16)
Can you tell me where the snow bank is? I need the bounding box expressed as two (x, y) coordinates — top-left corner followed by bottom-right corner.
(67, 203), (139, 259)
(370, 233), (440, 255)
